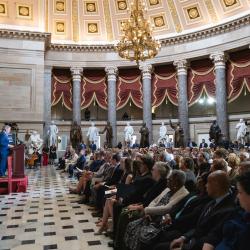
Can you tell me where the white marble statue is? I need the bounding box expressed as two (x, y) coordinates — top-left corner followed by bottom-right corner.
(236, 119), (248, 144)
(87, 122), (99, 143)
(124, 122), (134, 145)
(28, 130), (43, 154)
(47, 121), (59, 146)
(158, 122), (168, 144)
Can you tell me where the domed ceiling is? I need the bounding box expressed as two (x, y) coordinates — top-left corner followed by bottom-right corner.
(0, 0), (249, 44)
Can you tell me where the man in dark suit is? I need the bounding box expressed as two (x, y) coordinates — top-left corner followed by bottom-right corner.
(203, 171), (250, 250)
(187, 138), (197, 148)
(94, 153), (123, 213)
(199, 138), (208, 149)
(68, 149), (86, 178)
(156, 171), (236, 250)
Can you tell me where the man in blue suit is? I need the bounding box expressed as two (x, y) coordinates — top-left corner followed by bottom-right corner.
(0, 125), (12, 177)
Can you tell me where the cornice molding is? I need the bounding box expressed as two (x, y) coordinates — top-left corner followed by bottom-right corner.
(49, 14), (250, 52)
(0, 14), (249, 53)
(160, 14), (250, 46)
(49, 43), (114, 52)
(0, 29), (51, 48)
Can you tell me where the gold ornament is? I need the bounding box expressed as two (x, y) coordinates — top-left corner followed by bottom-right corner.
(150, 0), (159, 5)
(56, 1), (65, 11)
(87, 3), (96, 12)
(118, 1), (127, 10)
(224, 0), (237, 7)
(0, 4), (5, 14)
(154, 16), (164, 27)
(188, 7), (199, 19)
(88, 23), (98, 33)
(56, 22), (65, 32)
(19, 6), (29, 16)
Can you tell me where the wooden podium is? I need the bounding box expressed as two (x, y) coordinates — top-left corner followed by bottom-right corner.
(0, 144), (28, 194)
(11, 144), (25, 178)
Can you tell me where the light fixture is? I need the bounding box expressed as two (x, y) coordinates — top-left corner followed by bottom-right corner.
(116, 0), (161, 63)
(207, 97), (215, 104)
(198, 98), (205, 104)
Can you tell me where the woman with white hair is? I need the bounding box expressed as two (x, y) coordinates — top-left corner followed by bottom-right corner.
(0, 125), (13, 177)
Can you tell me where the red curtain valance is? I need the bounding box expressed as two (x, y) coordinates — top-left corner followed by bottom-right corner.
(51, 69), (72, 110)
(152, 64), (178, 107)
(227, 49), (250, 102)
(188, 59), (216, 106)
(117, 68), (143, 109)
(81, 69), (107, 110)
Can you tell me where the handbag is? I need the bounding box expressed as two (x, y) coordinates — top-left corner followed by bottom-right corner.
(139, 222), (166, 245)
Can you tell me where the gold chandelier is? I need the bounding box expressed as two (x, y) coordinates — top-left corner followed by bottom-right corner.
(116, 0), (161, 63)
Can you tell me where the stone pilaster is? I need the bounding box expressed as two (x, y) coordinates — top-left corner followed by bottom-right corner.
(210, 52), (229, 139)
(43, 66), (52, 142)
(70, 67), (83, 125)
(139, 63), (153, 144)
(174, 59), (189, 144)
(105, 66), (118, 147)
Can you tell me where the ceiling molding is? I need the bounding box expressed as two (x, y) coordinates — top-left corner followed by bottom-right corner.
(0, 14), (249, 52)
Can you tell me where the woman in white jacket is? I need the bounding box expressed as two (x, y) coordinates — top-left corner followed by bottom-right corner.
(124, 170), (189, 250)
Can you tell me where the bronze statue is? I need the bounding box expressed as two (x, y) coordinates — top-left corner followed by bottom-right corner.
(100, 121), (113, 148)
(170, 120), (184, 148)
(70, 121), (82, 150)
(139, 122), (149, 148)
(209, 120), (221, 145)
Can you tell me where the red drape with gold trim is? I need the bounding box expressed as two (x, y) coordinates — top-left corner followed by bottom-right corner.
(152, 65), (178, 107)
(117, 68), (143, 109)
(188, 59), (216, 105)
(81, 69), (107, 109)
(51, 69), (72, 110)
(227, 49), (250, 102)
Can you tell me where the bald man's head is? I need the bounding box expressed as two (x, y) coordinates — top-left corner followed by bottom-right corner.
(206, 171), (230, 198)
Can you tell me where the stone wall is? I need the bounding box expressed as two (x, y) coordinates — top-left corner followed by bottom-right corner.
(0, 37), (46, 133)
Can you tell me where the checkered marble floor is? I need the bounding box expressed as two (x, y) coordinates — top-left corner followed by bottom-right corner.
(0, 166), (111, 250)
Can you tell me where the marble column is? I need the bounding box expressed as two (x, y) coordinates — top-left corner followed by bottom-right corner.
(210, 52), (229, 139)
(43, 66), (52, 142)
(105, 66), (118, 147)
(174, 59), (189, 144)
(70, 67), (83, 125)
(139, 63), (153, 144)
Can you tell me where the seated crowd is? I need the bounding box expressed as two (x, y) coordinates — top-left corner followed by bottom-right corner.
(57, 143), (250, 250)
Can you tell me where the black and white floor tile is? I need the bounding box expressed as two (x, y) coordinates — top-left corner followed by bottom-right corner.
(0, 166), (111, 250)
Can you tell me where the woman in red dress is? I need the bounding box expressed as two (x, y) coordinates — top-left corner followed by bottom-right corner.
(42, 145), (49, 166)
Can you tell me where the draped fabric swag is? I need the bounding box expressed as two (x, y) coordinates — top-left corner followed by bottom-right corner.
(117, 68), (143, 109)
(152, 64), (178, 107)
(227, 49), (250, 102)
(188, 59), (216, 106)
(81, 69), (107, 110)
(51, 69), (72, 110)
(51, 49), (250, 110)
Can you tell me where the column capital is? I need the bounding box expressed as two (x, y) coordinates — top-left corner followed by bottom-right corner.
(210, 52), (228, 69)
(44, 66), (53, 75)
(70, 66), (83, 81)
(139, 63), (153, 80)
(173, 59), (188, 75)
(105, 66), (118, 81)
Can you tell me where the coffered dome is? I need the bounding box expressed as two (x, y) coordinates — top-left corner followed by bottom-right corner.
(0, 0), (249, 44)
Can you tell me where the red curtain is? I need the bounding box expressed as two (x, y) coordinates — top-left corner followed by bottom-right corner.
(81, 69), (107, 109)
(51, 69), (72, 110)
(227, 49), (250, 102)
(152, 64), (178, 107)
(188, 59), (216, 105)
(117, 68), (143, 109)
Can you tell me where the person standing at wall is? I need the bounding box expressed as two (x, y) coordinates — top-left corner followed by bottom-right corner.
(0, 125), (13, 177)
